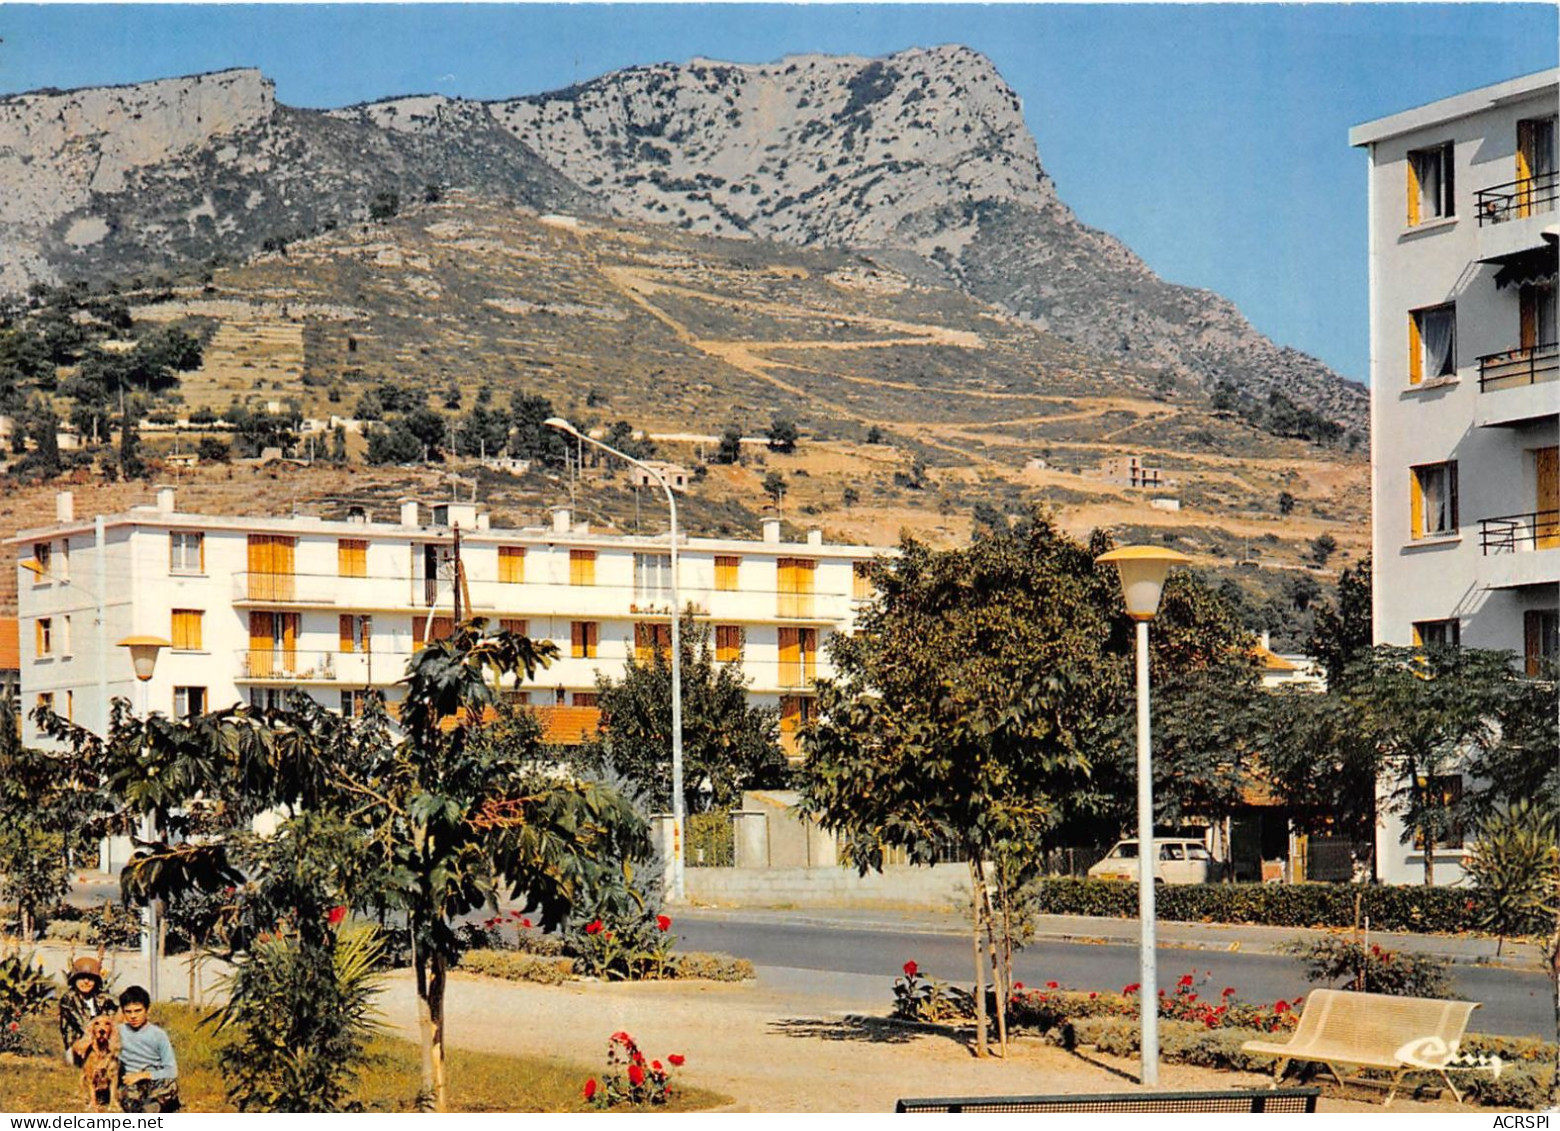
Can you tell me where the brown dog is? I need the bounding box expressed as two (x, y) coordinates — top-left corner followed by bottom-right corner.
(80, 1013), (120, 1112)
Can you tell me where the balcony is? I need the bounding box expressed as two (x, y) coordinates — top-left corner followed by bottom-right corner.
(1479, 342), (1558, 390)
(1479, 510), (1560, 590)
(235, 648), (413, 683)
(1476, 172), (1558, 226)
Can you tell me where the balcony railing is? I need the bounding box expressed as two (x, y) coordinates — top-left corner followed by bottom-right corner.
(236, 648), (414, 682)
(1478, 342), (1559, 390)
(1476, 171), (1558, 225)
(1480, 510), (1560, 554)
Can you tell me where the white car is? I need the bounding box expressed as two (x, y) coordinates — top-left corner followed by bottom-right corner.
(1087, 838), (1216, 884)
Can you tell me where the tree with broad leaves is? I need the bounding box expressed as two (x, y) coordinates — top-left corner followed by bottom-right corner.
(346, 621), (654, 1110)
(1306, 556), (1372, 688)
(585, 615), (786, 815)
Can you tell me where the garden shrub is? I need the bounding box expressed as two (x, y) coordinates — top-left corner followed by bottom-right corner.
(0, 948), (55, 1053)
(1036, 878), (1479, 934)
(458, 949), (575, 986)
(84, 901), (144, 949)
(892, 961), (975, 1023)
(42, 919), (93, 944)
(1282, 937), (1454, 998)
(566, 909), (677, 981)
(666, 951), (755, 982)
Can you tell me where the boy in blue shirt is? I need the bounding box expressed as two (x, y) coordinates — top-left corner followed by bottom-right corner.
(116, 986), (180, 1113)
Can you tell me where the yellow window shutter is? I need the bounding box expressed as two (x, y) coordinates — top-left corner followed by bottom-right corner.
(1410, 468), (1425, 539)
(779, 626), (800, 685)
(1408, 313), (1423, 386)
(570, 550), (595, 586)
(1407, 154), (1421, 227)
(1411, 623), (1424, 646)
(338, 539), (367, 577)
(1518, 120), (1535, 217)
(340, 614), (354, 653)
(499, 547), (525, 584)
(716, 555), (740, 590)
(282, 614), (298, 664)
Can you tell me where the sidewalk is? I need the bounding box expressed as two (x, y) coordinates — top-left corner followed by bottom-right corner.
(679, 905), (1548, 971)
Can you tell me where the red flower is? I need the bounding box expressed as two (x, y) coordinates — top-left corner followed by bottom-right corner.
(903, 960), (919, 978)
(1012, 981), (1025, 992)
(586, 919), (604, 935)
(668, 1054), (685, 1067)
(6, 1021), (16, 1032)
(327, 905), (347, 926)
(1088, 992), (1098, 1000)
(1221, 987), (1236, 997)
(1178, 974), (1194, 987)
(1045, 980), (1059, 990)
(583, 1078), (598, 1101)
(628, 1063), (645, 1087)
(521, 918), (532, 929)
(611, 1031), (631, 1044)
(657, 914), (672, 931)
(652, 1060), (662, 1072)
(1274, 1000), (1290, 1014)
(1122, 983), (1140, 995)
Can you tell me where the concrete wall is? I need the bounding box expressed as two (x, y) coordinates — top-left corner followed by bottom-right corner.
(686, 862), (974, 911)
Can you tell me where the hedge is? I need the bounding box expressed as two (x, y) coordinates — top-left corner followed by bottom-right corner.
(1037, 878), (1480, 934)
(457, 947), (754, 985)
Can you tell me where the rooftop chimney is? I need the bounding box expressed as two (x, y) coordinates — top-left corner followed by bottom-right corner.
(806, 529), (823, 546)
(761, 518), (781, 544)
(399, 498), (420, 527)
(1260, 631), (1272, 651)
(55, 491), (74, 523)
(476, 513), (490, 531)
(155, 486), (176, 514)
(552, 507), (571, 534)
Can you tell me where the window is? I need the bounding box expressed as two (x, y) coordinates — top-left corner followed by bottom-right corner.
(59, 615), (71, 656)
(499, 618), (528, 637)
(498, 546), (526, 584)
(338, 539), (368, 578)
(571, 621), (598, 659)
(37, 692), (53, 715)
(1413, 774), (1465, 851)
(569, 549), (596, 586)
(1407, 142), (1454, 225)
(30, 542), (51, 580)
(412, 615), (454, 651)
(715, 625), (743, 664)
(171, 609), (204, 651)
(249, 688), (285, 712)
(340, 689), (365, 718)
(35, 618), (51, 658)
(170, 531), (204, 574)
(1526, 609), (1558, 677)
(776, 557), (816, 618)
(502, 689), (532, 708)
(339, 614), (372, 653)
(1409, 304), (1456, 385)
(634, 622), (671, 661)
(1517, 117), (1556, 217)
(1412, 619), (1461, 649)
(779, 694), (816, 734)
(852, 561), (875, 600)
(173, 686), (207, 719)
(777, 626), (817, 687)
(1519, 283), (1556, 352)
(248, 611), (299, 676)
(572, 691), (599, 708)
(633, 553), (671, 604)
(56, 541), (69, 582)
(247, 535), (296, 600)
(1410, 462), (1459, 538)
(715, 555), (741, 591)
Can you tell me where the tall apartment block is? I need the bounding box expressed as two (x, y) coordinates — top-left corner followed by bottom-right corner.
(1352, 70), (1559, 885)
(11, 488), (887, 759)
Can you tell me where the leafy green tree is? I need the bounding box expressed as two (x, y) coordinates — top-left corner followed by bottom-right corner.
(1466, 801), (1557, 955)
(198, 436), (231, 463)
(1309, 532), (1338, 567)
(1306, 556), (1372, 687)
(714, 424), (742, 465)
(364, 420), (424, 465)
(587, 617), (785, 814)
(509, 392), (568, 465)
(1277, 490), (1296, 516)
(762, 470), (786, 510)
(401, 406), (447, 459)
(767, 416), (798, 453)
(345, 623), (652, 1109)
(1255, 686), (1379, 851)
(454, 403), (510, 458)
(16, 396), (62, 479)
(368, 191), (400, 222)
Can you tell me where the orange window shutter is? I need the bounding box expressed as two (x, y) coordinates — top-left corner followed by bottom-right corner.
(777, 558), (795, 617)
(34, 620), (42, 654)
(1408, 314), (1423, 385)
(413, 615), (429, 650)
(1407, 154), (1421, 227)
(282, 614), (298, 664)
(1411, 623), (1424, 647)
(1410, 468), (1425, 539)
(430, 616), (455, 642)
(1520, 287), (1538, 350)
(779, 627), (800, 685)
(1518, 120), (1535, 216)
(339, 539), (367, 577)
(249, 612), (273, 676)
(340, 614), (355, 653)
(716, 555), (740, 590)
(716, 625), (740, 663)
(499, 547), (525, 584)
(802, 628), (817, 682)
(571, 621), (585, 658)
(587, 622), (598, 657)
(570, 550), (595, 586)
(247, 535), (271, 599)
(500, 617), (527, 636)
(1536, 447), (1559, 548)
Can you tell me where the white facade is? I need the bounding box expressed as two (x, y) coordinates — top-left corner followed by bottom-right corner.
(12, 489), (887, 758)
(1352, 70), (1560, 885)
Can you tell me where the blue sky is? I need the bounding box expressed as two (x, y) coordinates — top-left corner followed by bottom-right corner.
(1, 4), (1556, 385)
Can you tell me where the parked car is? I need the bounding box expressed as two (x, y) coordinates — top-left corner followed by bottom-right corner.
(1087, 838), (1216, 884)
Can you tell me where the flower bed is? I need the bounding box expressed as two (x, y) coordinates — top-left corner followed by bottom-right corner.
(456, 947), (754, 985)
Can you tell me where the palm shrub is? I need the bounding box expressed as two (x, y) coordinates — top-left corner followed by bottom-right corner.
(213, 922), (384, 1112)
(1465, 801), (1558, 954)
(0, 947), (54, 1052)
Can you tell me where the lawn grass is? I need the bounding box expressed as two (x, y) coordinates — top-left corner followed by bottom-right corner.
(0, 1007), (728, 1113)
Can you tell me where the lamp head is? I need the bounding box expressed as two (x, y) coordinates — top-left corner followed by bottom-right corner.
(543, 417), (580, 439)
(117, 635), (171, 681)
(1096, 545), (1191, 621)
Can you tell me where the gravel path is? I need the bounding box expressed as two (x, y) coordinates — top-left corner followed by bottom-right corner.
(373, 966), (1467, 1113)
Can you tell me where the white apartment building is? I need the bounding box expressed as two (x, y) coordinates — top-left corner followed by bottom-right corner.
(1352, 70), (1559, 885)
(12, 488), (888, 758)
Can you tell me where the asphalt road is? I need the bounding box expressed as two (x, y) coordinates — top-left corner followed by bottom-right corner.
(674, 914), (1557, 1040)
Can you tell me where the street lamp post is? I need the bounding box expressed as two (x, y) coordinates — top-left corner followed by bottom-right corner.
(118, 635), (169, 1002)
(1095, 545), (1189, 1088)
(545, 417), (686, 902)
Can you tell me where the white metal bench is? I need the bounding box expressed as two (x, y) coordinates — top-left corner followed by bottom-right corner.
(1241, 988), (1490, 1105)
